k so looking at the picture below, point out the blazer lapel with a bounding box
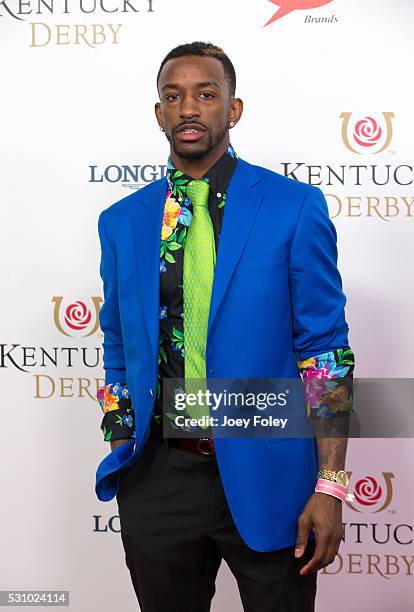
[208,158,263,335]
[131,178,167,360]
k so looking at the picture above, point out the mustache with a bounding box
[173,122,208,134]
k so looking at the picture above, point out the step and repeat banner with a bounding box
[1,0,413,610]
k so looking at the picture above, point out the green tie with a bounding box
[183,179,216,424]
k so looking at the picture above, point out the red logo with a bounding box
[64,301,92,331]
[353,117,383,149]
[340,112,395,154]
[264,0,334,26]
[354,476,382,506]
[52,296,102,337]
[346,473,395,513]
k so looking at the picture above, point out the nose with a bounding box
[179,94,201,119]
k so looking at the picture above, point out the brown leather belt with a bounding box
[150,425,215,457]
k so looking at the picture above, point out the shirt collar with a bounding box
[166,143,238,203]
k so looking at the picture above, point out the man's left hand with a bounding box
[295,492,343,576]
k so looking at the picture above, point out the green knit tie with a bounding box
[183,179,216,424]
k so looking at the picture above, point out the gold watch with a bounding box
[317,469,350,488]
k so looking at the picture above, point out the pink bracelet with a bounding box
[315,478,355,503]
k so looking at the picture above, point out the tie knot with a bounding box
[186,179,209,208]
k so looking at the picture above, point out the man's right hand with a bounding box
[110,439,132,452]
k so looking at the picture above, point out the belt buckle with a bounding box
[196,438,215,456]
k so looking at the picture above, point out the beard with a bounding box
[167,124,228,161]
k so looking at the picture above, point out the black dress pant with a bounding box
[116,433,317,612]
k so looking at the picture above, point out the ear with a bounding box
[228,97,243,129]
[155,102,163,129]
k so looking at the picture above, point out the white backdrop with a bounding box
[1,0,413,610]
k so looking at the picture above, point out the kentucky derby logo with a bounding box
[264,0,334,26]
[340,112,395,154]
[346,472,395,513]
[52,296,102,337]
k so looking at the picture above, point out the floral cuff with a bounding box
[298,348,355,419]
[97,383,135,442]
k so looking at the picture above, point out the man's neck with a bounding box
[170,139,229,179]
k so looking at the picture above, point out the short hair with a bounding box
[157,41,236,98]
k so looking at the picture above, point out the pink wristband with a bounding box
[315,478,355,503]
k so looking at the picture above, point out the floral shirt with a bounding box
[97,146,355,441]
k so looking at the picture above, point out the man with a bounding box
[95,42,355,611]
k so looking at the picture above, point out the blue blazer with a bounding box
[95,157,350,552]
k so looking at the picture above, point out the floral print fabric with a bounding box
[97,382,135,442]
[298,349,355,418]
[155,144,238,433]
